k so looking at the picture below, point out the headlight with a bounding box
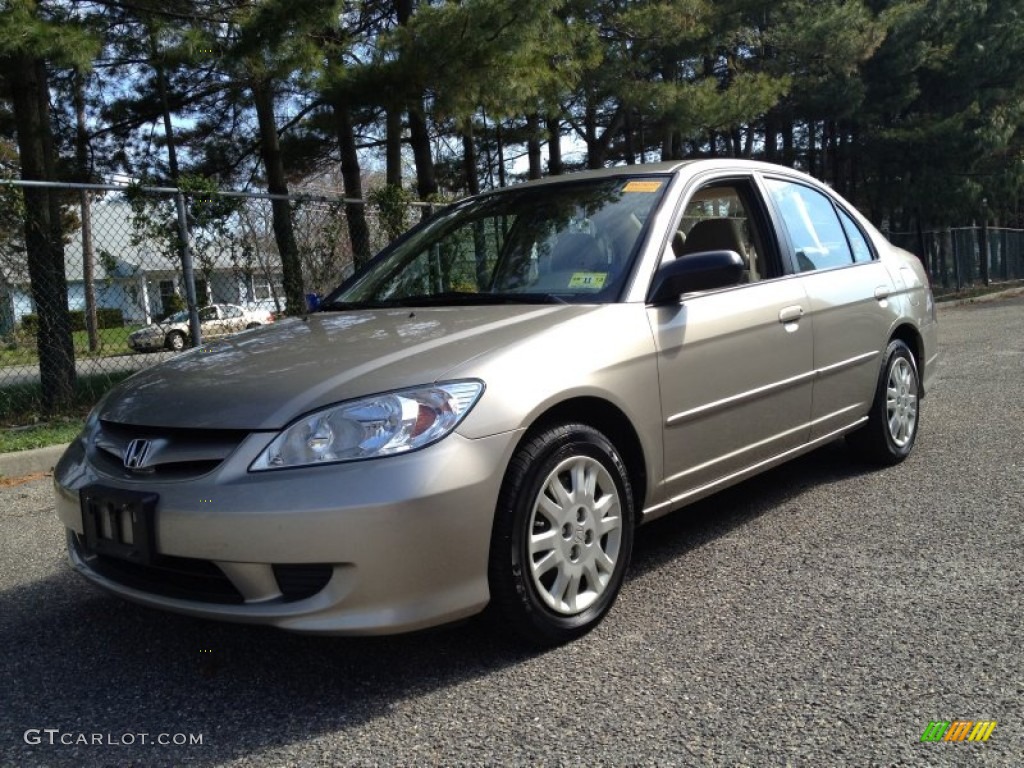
[250,380,484,470]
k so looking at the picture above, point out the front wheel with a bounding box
[488,423,635,646]
[847,339,920,465]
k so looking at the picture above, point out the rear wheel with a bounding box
[847,339,920,465]
[246,322,260,329]
[488,423,634,646]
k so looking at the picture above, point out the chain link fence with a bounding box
[0,179,430,422]
[3,178,1024,423]
[889,226,1024,294]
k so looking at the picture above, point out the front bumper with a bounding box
[54,428,521,634]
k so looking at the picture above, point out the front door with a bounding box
[650,177,815,507]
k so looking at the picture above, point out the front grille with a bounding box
[92,421,250,480]
[72,533,244,604]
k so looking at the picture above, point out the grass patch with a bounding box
[1,370,134,426]
[0,420,83,453]
[0,326,144,367]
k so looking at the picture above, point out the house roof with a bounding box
[63,199,263,282]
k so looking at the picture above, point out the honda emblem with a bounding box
[123,439,153,470]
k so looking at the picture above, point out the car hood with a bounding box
[99,305,596,429]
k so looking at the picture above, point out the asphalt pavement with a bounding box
[1,297,1021,767]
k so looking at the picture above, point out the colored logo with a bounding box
[920,720,996,742]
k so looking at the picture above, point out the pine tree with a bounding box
[0,0,98,413]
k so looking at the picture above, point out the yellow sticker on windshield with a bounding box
[623,180,663,193]
[568,272,608,289]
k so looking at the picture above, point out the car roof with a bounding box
[476,159,825,194]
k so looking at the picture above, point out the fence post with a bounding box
[174,191,202,347]
[79,189,100,352]
[980,201,990,286]
[1001,230,1009,281]
[946,227,960,292]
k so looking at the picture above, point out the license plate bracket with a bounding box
[81,485,158,565]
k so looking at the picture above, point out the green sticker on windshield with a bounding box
[568,272,607,289]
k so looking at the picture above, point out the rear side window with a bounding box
[837,208,874,263]
[765,179,854,271]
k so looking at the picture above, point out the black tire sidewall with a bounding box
[166,332,185,351]
[491,424,634,644]
[857,339,920,463]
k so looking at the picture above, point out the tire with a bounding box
[847,339,920,465]
[488,423,635,646]
[165,331,187,351]
[246,322,260,329]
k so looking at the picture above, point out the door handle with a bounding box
[778,305,804,323]
[874,286,890,300]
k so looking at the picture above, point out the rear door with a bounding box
[761,177,896,440]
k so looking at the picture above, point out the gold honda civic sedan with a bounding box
[54,160,938,646]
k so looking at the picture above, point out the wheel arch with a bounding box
[516,396,648,521]
[889,322,925,396]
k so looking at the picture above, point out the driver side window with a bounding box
[670,180,770,283]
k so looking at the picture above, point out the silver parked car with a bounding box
[128,303,274,352]
[55,160,938,646]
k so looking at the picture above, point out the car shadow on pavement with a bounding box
[629,440,878,579]
[1,560,533,766]
[1,441,877,767]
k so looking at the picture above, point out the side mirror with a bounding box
[648,250,745,304]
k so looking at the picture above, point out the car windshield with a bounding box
[325,176,669,308]
[163,311,189,323]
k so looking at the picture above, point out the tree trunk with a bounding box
[623,109,636,165]
[546,115,563,175]
[385,106,402,186]
[660,125,673,161]
[149,29,180,183]
[730,128,742,158]
[74,71,99,352]
[825,119,838,187]
[782,120,795,166]
[462,123,480,195]
[764,116,778,162]
[407,98,436,199]
[848,123,860,202]
[496,119,507,187]
[251,78,304,315]
[461,123,487,284]
[393,0,436,200]
[526,113,542,179]
[806,120,817,176]
[584,102,601,169]
[9,56,76,413]
[332,98,372,268]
